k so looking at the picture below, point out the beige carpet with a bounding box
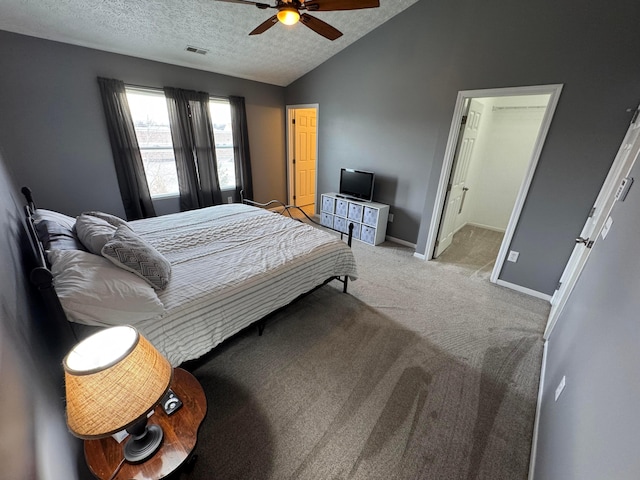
[434,225,505,280]
[187,238,549,480]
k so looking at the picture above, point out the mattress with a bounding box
[127,203,357,366]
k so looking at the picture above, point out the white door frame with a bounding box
[425,84,563,286]
[286,104,319,209]
[544,104,640,339]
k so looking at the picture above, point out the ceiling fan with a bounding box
[214,0,380,40]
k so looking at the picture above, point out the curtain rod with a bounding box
[124,83,228,101]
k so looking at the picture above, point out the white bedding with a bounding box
[123,204,357,366]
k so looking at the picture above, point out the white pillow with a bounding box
[34,208,76,230]
[75,214,117,255]
[48,249,165,326]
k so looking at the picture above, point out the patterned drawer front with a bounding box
[350,222,361,240]
[321,212,334,228]
[348,203,363,221]
[333,216,348,233]
[363,206,379,226]
[335,199,348,217]
[321,195,335,213]
[360,225,376,244]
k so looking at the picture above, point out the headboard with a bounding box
[21,187,79,345]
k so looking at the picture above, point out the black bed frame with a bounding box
[21,187,354,343]
[21,187,78,348]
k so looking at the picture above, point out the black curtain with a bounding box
[164,87,222,211]
[97,77,156,220]
[229,96,254,200]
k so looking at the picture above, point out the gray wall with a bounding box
[0,30,286,218]
[285,0,640,295]
[0,145,82,478]
[533,147,640,479]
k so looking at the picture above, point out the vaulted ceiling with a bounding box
[0,0,420,86]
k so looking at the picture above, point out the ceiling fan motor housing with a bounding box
[221,0,381,40]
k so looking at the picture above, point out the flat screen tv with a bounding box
[339,168,375,202]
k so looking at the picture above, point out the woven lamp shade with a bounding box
[63,326,172,439]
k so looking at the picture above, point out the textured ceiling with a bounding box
[0,0,420,86]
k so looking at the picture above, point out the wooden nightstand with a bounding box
[84,368,207,480]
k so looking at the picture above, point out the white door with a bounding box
[434,99,483,257]
[545,105,640,338]
[293,108,317,208]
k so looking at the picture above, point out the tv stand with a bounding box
[320,193,389,245]
[335,193,368,202]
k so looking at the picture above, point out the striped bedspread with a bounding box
[128,204,357,366]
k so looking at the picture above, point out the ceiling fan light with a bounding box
[277,7,300,25]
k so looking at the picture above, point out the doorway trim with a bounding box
[425,84,563,287]
[286,103,319,210]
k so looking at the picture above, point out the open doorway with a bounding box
[426,85,562,288]
[286,104,318,217]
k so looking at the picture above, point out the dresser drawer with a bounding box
[360,225,376,244]
[321,195,335,213]
[333,216,348,233]
[321,212,334,228]
[350,222,361,240]
[348,202,364,222]
[363,206,379,226]
[335,199,348,217]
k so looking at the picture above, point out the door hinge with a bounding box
[446,183,452,192]
[292,118,296,124]
[461,115,468,125]
[588,206,596,218]
[293,158,296,164]
[293,195,296,200]
[435,240,440,247]
[556,281,562,291]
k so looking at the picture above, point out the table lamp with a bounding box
[63,325,172,463]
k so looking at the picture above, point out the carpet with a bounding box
[434,224,505,280]
[188,240,549,480]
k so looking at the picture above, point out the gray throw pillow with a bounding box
[76,214,117,255]
[82,211,129,228]
[101,225,171,290]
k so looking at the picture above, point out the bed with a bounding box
[23,188,357,366]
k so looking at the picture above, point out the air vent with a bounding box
[185,45,209,55]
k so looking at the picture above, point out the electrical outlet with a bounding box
[388,213,394,223]
[507,250,519,262]
[227,196,233,204]
[555,376,566,401]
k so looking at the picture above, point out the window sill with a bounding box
[151,193,180,200]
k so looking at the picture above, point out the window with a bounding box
[209,98,236,190]
[126,88,179,197]
[126,88,237,197]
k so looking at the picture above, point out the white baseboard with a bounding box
[495,279,552,302]
[528,339,548,480]
[467,222,506,233]
[385,235,417,249]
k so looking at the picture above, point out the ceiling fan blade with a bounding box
[213,0,272,9]
[300,13,343,40]
[249,15,279,35]
[303,0,379,11]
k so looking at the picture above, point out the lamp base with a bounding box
[123,424,164,463]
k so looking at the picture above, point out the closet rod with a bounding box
[491,105,547,111]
